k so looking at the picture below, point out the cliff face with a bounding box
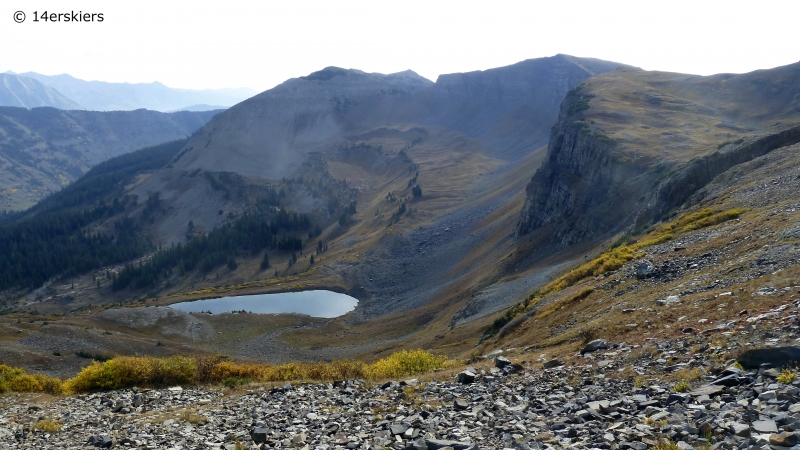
[516,61,800,248]
[515,88,646,246]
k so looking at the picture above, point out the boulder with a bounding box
[456,370,476,384]
[636,262,656,279]
[543,359,564,369]
[494,355,512,369]
[657,295,681,306]
[770,432,800,447]
[453,398,469,411]
[737,346,800,369]
[581,339,610,354]
[250,427,268,443]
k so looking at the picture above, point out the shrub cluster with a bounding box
[0,350,451,395]
[0,365,64,395]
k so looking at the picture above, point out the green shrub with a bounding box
[222,377,253,388]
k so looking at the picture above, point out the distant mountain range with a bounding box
[1,71,256,112]
[0,74,83,110]
[0,107,220,210]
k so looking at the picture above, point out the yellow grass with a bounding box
[0,350,452,395]
[34,419,62,432]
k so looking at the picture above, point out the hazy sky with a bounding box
[2,0,799,93]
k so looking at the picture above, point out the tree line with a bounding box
[111,211,309,291]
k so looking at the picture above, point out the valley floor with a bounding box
[2,296,800,450]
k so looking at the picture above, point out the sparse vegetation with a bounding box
[778,367,797,384]
[717,137,745,150]
[653,438,680,450]
[673,380,690,392]
[484,208,746,337]
[0,350,451,394]
[34,419,63,432]
[536,208,744,297]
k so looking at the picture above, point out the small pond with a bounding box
[169,290,358,318]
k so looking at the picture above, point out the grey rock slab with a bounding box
[391,423,410,435]
[688,384,725,396]
[425,438,476,450]
[731,422,750,437]
[752,419,779,433]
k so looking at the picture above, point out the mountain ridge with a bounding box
[14,72,256,112]
[0,108,220,210]
[0,73,83,110]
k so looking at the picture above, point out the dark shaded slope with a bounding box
[0,107,219,210]
[420,54,634,159]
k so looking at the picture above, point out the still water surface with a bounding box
[169,290,357,318]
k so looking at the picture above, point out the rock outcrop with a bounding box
[516,86,648,245]
[516,61,800,248]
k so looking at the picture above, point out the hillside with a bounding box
[0,108,219,210]
[0,55,627,350]
[94,55,628,317]
[0,74,83,110]
[3,56,800,386]
[17,72,256,112]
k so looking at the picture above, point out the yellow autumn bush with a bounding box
[0,349,451,395]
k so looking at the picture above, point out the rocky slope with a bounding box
[0,108,219,210]
[3,304,800,450]
[517,62,800,248]
[0,74,82,110]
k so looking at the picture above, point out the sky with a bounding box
[2,0,799,93]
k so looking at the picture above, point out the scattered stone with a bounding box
[7,325,800,450]
[87,435,114,448]
[453,398,469,411]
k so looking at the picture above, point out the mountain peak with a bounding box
[301,67,352,81]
